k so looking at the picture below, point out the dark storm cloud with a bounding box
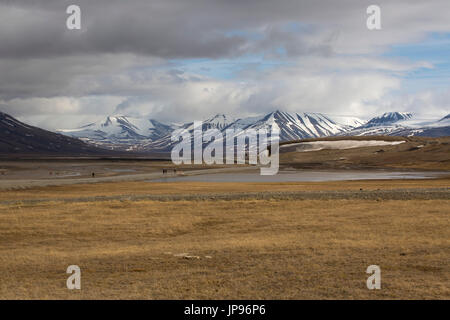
[3,0,450,60]
[0,0,343,100]
[0,0,350,59]
[0,0,449,127]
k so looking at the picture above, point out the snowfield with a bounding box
[281,140,405,152]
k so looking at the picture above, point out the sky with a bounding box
[0,0,449,130]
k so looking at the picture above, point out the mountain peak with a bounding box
[381,111,412,119]
[364,112,413,128]
[271,110,288,116]
[206,113,228,121]
[203,113,234,130]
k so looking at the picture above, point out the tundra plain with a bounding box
[0,136,449,299]
[0,179,449,299]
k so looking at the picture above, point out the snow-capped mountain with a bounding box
[226,111,355,141]
[57,110,449,152]
[137,114,237,151]
[57,115,177,145]
[437,114,450,126]
[5,108,448,155]
[344,112,450,137]
[58,111,365,151]
[362,112,413,128]
[203,114,235,130]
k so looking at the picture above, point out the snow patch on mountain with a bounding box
[281,140,406,152]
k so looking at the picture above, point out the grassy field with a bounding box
[1,178,450,201]
[0,179,449,299]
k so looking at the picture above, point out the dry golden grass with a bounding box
[0,180,449,299]
[1,178,449,202]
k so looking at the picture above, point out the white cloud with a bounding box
[0,0,449,128]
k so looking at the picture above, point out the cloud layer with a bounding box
[0,0,449,129]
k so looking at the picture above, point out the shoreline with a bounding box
[0,166,449,190]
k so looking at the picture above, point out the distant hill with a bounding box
[0,111,112,155]
[360,112,413,128]
[344,111,450,137]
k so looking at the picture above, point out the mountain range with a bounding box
[57,110,450,152]
[0,111,110,155]
[1,110,448,155]
[345,112,450,137]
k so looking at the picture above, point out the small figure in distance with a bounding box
[92,172,95,178]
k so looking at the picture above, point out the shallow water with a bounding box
[281,140,405,152]
[152,170,447,183]
[109,168,137,173]
[53,172,82,178]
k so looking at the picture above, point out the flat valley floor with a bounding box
[0,178,449,299]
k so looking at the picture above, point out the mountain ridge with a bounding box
[58,110,368,151]
[56,110,450,151]
[2,110,449,154]
[360,112,413,128]
[0,111,112,155]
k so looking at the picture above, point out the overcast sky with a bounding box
[0,0,449,129]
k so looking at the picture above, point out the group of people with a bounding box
[162,168,177,174]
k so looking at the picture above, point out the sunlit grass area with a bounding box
[0,179,448,299]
